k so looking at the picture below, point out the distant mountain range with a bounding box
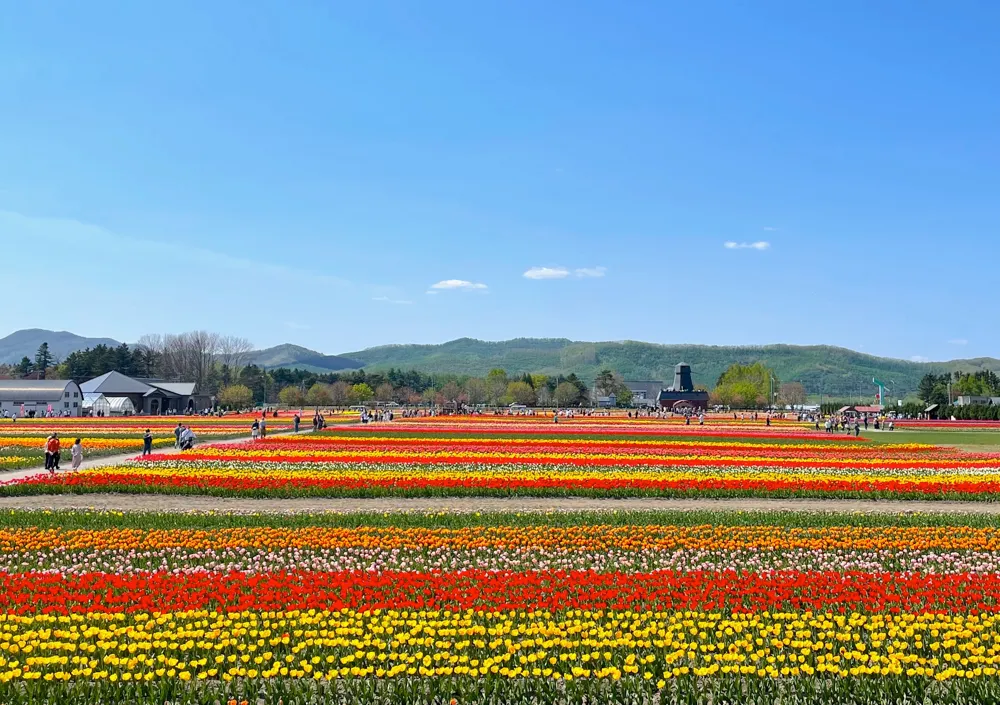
[243,344,362,374]
[3,329,999,398]
[342,338,1000,398]
[0,329,121,365]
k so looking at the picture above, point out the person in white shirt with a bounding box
[70,439,84,470]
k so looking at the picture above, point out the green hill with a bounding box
[244,344,362,374]
[0,329,121,365]
[343,338,1000,398]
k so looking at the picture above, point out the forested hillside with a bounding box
[344,338,1000,397]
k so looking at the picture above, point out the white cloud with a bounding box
[910,355,931,363]
[429,279,488,291]
[523,266,607,280]
[948,338,969,345]
[762,226,778,232]
[724,241,771,250]
[523,267,569,280]
[373,296,413,305]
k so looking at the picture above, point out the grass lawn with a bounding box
[863,428,1000,452]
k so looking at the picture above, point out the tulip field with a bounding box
[0,508,1000,703]
[1,416,999,702]
[0,414,320,470]
[5,415,1000,500]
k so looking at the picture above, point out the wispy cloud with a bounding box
[373,296,413,305]
[428,279,488,292]
[0,210,352,288]
[523,266,607,280]
[523,267,569,280]
[910,355,931,363]
[724,241,771,250]
[948,338,969,345]
[762,226,778,232]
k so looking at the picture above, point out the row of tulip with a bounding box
[8,459,1000,499]
[0,508,997,703]
[0,512,1000,705]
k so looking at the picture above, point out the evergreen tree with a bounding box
[34,343,52,379]
[15,356,32,378]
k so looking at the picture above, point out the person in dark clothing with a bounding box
[293,414,300,433]
[142,429,153,456]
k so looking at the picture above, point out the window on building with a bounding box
[73,392,79,398]
[64,402,70,408]
[72,402,78,408]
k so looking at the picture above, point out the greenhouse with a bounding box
[106,396,136,416]
[82,393,112,417]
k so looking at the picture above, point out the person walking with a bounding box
[251,419,260,441]
[259,417,267,439]
[43,434,54,471]
[46,433,61,473]
[174,422,183,448]
[142,429,153,456]
[293,414,300,433]
[71,438,84,469]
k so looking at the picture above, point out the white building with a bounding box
[106,396,137,416]
[82,393,112,417]
[0,379,84,417]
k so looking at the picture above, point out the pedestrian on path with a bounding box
[174,422,183,448]
[251,419,260,440]
[142,429,153,456]
[259,417,267,439]
[71,438,84,469]
[293,414,300,433]
[46,433,61,473]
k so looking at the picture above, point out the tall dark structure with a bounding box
[658,363,710,411]
[670,363,695,392]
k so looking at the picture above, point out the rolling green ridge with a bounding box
[342,338,1000,397]
[5,329,998,398]
[243,343,362,373]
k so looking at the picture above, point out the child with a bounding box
[71,438,84,470]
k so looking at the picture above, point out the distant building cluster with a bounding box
[0,371,210,417]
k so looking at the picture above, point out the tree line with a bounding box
[2,333,816,412]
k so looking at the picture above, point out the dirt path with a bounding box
[1,495,999,514]
[0,429,311,484]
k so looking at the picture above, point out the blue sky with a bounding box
[1,1,997,361]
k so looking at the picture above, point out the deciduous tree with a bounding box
[305,383,332,407]
[278,386,306,407]
[554,381,580,407]
[506,381,537,406]
[218,384,253,410]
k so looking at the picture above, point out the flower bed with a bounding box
[5,419,999,499]
[0,509,999,703]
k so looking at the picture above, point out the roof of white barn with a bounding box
[81,371,154,396]
[0,380,79,402]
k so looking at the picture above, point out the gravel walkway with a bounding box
[0,495,998,514]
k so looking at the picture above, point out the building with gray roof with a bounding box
[0,379,83,417]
